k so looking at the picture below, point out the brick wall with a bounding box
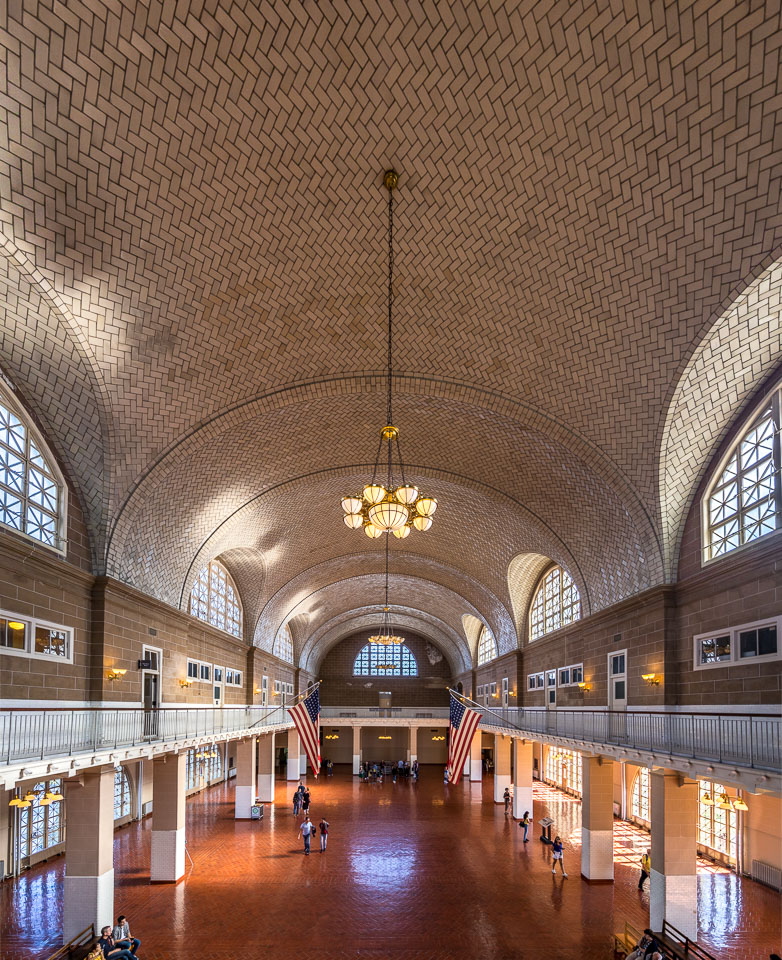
[318,630,452,707]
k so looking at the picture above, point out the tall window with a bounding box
[113,768,131,820]
[631,767,650,823]
[19,779,63,859]
[206,747,223,782]
[529,565,581,641]
[477,626,497,665]
[353,643,418,677]
[189,560,242,638]
[0,386,65,550]
[698,780,737,860]
[544,749,581,795]
[186,749,198,790]
[705,386,781,560]
[274,625,294,663]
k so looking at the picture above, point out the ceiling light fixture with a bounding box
[367,537,405,645]
[341,170,437,538]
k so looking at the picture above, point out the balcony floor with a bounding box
[1,769,779,960]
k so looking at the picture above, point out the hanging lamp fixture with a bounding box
[367,536,405,645]
[341,170,437,538]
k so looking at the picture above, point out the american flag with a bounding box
[447,692,482,785]
[288,687,321,777]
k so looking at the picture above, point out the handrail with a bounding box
[44,923,95,960]
[661,921,716,960]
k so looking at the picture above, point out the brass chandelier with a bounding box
[368,536,404,645]
[341,170,437,539]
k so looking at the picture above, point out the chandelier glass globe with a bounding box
[343,513,363,529]
[368,496,409,531]
[364,522,384,539]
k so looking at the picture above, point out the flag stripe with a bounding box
[447,692,482,786]
[288,689,321,777]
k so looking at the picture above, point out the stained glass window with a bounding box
[0,388,64,550]
[631,767,650,823]
[19,779,63,860]
[706,388,781,560]
[274,625,294,663]
[189,560,242,638]
[113,768,131,820]
[477,626,498,665]
[353,643,418,676]
[529,565,581,641]
[698,780,737,861]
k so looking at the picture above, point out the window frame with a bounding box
[186,659,199,680]
[0,608,73,663]
[557,663,584,687]
[693,616,781,671]
[702,384,782,565]
[18,777,64,860]
[528,563,582,642]
[476,625,498,666]
[630,767,650,824]
[188,559,243,639]
[353,643,419,677]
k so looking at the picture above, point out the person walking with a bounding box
[639,848,651,890]
[551,835,568,877]
[298,815,314,856]
[503,787,511,815]
[292,790,300,816]
[443,766,449,784]
[519,810,531,841]
[302,788,311,815]
[319,817,329,852]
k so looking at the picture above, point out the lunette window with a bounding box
[704,384,781,561]
[477,626,498,665]
[274,625,294,663]
[0,609,72,662]
[189,559,242,638]
[353,643,418,677]
[0,386,66,551]
[529,565,581,641]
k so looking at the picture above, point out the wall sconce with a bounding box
[700,791,714,806]
[378,735,392,740]
[432,735,445,741]
[325,734,340,740]
[716,792,734,811]
[9,791,36,808]
[106,669,127,681]
[733,795,748,811]
[179,678,193,688]
[577,682,590,691]
[641,673,660,685]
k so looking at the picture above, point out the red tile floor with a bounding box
[1,768,780,960]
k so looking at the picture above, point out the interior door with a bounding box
[608,650,628,740]
[143,673,159,736]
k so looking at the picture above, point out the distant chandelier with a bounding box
[341,170,437,539]
[368,536,405,645]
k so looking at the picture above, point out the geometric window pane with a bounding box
[0,489,23,530]
[477,626,497,665]
[353,643,418,677]
[529,565,581,641]
[114,768,131,820]
[188,559,242,639]
[631,767,650,822]
[274,625,294,663]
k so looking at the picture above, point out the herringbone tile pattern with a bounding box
[2,771,779,960]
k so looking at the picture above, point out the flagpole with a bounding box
[445,686,516,729]
[249,679,322,729]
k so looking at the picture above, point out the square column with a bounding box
[256,732,276,803]
[650,770,698,940]
[469,730,482,782]
[512,740,533,820]
[300,751,307,775]
[235,737,257,818]
[494,735,511,803]
[63,766,115,941]
[408,725,417,766]
[580,755,614,881]
[287,729,301,781]
[151,752,187,882]
[352,726,362,775]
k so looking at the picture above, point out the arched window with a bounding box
[274,624,294,663]
[529,565,581,641]
[19,779,63,859]
[477,626,497,665]
[353,643,418,677]
[0,385,65,550]
[113,768,131,820]
[698,780,737,860]
[704,385,781,560]
[189,559,242,638]
[631,767,650,823]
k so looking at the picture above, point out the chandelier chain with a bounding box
[387,180,394,427]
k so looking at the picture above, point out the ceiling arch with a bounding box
[507,553,557,642]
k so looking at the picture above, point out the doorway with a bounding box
[608,649,628,740]
[213,666,224,707]
[142,644,162,737]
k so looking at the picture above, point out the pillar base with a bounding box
[580,828,614,881]
[235,784,255,819]
[151,828,185,882]
[256,773,274,803]
[63,869,114,941]
[513,785,533,820]
[287,759,300,781]
[650,868,697,940]
[300,754,307,775]
[352,753,361,775]
[494,773,511,803]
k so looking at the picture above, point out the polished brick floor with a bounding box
[2,768,780,960]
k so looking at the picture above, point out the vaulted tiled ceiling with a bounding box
[2,1,782,661]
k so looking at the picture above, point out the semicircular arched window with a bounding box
[477,625,498,665]
[189,559,242,638]
[529,565,581,641]
[274,625,294,664]
[704,384,781,561]
[0,384,66,551]
[353,643,418,677]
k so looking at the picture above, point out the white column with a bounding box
[287,729,301,781]
[234,737,257,818]
[151,752,187,882]
[494,734,511,803]
[352,726,362,775]
[63,766,115,941]
[512,740,533,820]
[469,729,482,782]
[300,751,307,775]
[650,770,698,940]
[256,732,275,803]
[580,754,614,881]
[408,725,417,767]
